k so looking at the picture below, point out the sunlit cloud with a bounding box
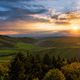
[0,31,19,35]
[0,0,80,37]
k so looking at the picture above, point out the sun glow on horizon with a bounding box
[0,16,80,36]
[69,24,80,36]
[72,26,79,31]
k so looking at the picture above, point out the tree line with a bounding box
[0,52,80,80]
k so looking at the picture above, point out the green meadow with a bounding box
[0,36,80,62]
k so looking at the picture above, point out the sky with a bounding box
[0,0,80,37]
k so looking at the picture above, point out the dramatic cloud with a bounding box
[0,0,80,36]
[0,1,47,21]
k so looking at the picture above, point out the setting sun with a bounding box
[69,25,80,36]
[72,26,79,31]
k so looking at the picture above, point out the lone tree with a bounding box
[43,69,65,80]
[8,52,26,80]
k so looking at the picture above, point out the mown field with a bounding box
[0,35,80,63]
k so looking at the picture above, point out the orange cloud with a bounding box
[0,31,19,35]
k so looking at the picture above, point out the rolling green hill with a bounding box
[0,35,80,62]
[0,35,39,62]
[0,35,37,49]
[34,37,80,59]
[36,37,80,48]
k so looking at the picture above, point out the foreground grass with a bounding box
[0,47,80,63]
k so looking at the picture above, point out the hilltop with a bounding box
[0,35,37,49]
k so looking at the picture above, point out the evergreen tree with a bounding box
[25,54,42,80]
[43,54,51,65]
[8,52,26,80]
[41,54,52,79]
[52,56,57,68]
[22,52,32,80]
[56,56,66,69]
[31,54,42,79]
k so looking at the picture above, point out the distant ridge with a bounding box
[0,35,37,49]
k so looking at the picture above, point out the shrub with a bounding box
[62,62,80,80]
[43,69,65,80]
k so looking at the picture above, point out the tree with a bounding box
[62,62,80,80]
[52,56,57,68]
[8,52,26,80]
[43,69,65,80]
[0,63,8,80]
[41,54,52,78]
[55,56,66,69]
[67,57,79,64]
[43,54,51,66]
[24,53,43,80]
[33,77,39,80]
[31,54,42,79]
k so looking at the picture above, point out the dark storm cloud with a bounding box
[0,0,32,2]
[0,0,48,22]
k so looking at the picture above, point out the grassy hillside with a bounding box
[0,35,39,62]
[0,35,37,49]
[36,37,80,47]
[0,36,80,62]
[34,37,80,59]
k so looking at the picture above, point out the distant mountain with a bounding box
[10,30,80,39]
[0,34,80,49]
